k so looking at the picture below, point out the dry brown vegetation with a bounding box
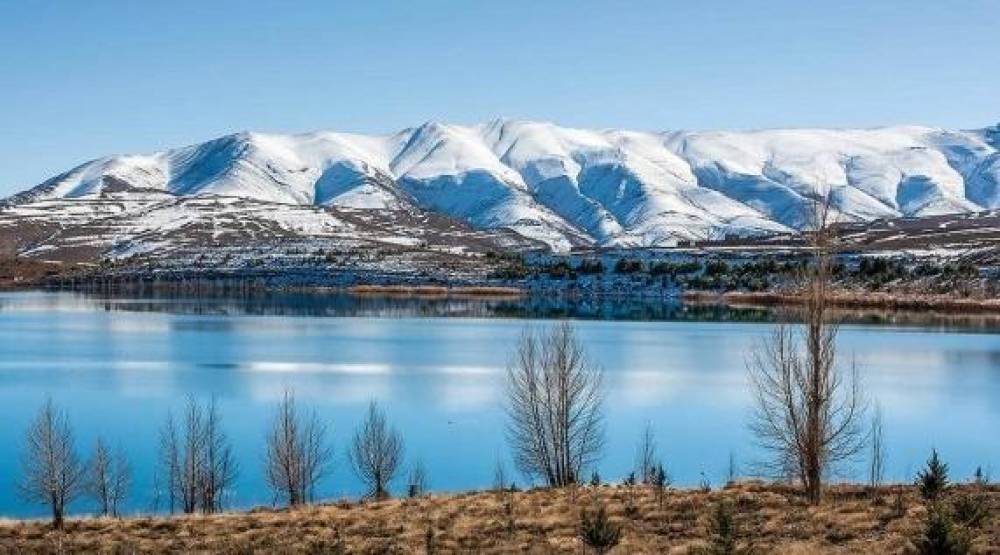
[347,285,525,297]
[0,257,79,289]
[684,289,1000,314]
[1,483,999,554]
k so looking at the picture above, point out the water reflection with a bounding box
[6,289,1000,330]
[0,291,997,518]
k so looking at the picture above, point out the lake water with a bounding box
[1,290,999,518]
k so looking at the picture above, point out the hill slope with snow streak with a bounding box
[8,120,1000,251]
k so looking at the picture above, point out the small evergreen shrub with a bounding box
[577,258,605,274]
[703,259,730,276]
[972,466,989,487]
[916,505,970,555]
[546,260,574,279]
[614,258,644,274]
[918,449,950,501]
[704,501,737,555]
[579,505,622,555]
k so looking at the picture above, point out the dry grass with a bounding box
[685,289,1000,314]
[1,483,999,554]
[347,284,525,298]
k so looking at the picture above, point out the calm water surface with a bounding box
[1,290,999,517]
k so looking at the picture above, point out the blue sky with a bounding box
[1,0,997,195]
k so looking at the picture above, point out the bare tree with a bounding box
[349,400,405,500]
[407,459,428,498]
[869,403,886,493]
[158,410,181,513]
[158,397,238,514]
[179,397,204,513]
[635,422,658,485]
[747,195,867,504]
[19,398,85,528]
[493,455,510,492]
[727,451,739,485]
[200,398,238,513]
[264,389,332,506]
[505,322,605,487]
[87,437,131,517]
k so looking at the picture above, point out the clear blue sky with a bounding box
[1,0,997,195]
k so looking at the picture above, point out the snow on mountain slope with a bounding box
[388,122,590,251]
[7,120,999,252]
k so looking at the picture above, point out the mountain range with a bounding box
[4,120,1000,255]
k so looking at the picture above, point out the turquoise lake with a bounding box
[1,290,999,517]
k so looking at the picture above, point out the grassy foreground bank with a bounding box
[1,483,997,554]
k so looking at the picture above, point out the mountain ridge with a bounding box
[6,119,1000,251]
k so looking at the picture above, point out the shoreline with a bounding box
[0,482,995,553]
[8,281,1000,322]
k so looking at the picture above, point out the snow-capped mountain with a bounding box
[7,120,1000,252]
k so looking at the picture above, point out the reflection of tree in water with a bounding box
[52,291,777,322]
[28,290,1000,330]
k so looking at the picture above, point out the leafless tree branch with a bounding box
[505,322,605,487]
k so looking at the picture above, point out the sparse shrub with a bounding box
[649,260,703,277]
[918,449,949,501]
[916,504,970,555]
[635,424,659,485]
[951,493,991,529]
[407,460,427,498]
[648,261,672,276]
[703,259,729,276]
[577,258,605,275]
[651,464,670,506]
[726,452,739,485]
[890,490,907,520]
[546,260,574,279]
[698,471,711,493]
[614,257,643,274]
[492,456,509,493]
[490,257,530,280]
[579,505,622,554]
[502,493,516,539]
[702,501,739,555]
[622,472,639,517]
[424,524,436,554]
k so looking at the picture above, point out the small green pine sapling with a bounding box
[580,505,622,555]
[706,501,738,555]
[916,504,970,555]
[972,466,989,487]
[917,449,949,502]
